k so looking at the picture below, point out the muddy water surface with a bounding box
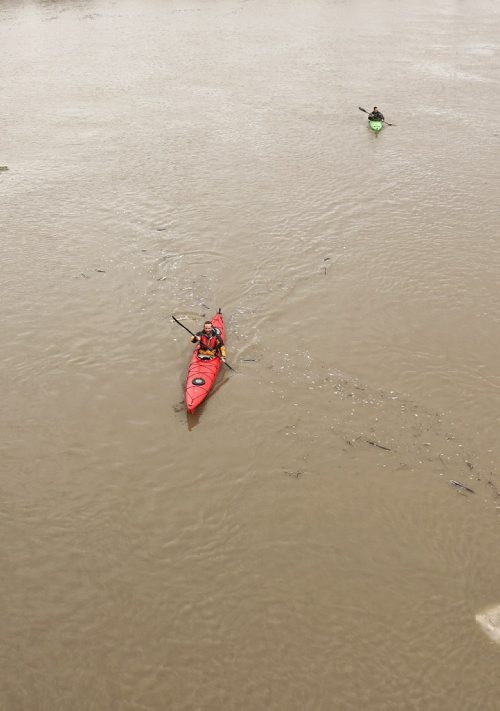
[1,0,500,709]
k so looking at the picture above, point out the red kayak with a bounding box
[185,310,225,413]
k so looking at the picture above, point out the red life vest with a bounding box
[195,328,223,358]
[199,331,219,352]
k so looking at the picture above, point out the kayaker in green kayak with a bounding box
[191,320,227,362]
[368,106,384,122]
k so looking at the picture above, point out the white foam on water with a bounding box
[476,605,500,645]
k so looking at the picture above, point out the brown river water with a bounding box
[2,0,500,708]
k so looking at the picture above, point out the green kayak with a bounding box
[369,119,383,132]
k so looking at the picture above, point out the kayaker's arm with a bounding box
[217,337,227,360]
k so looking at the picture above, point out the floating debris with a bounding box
[476,605,500,645]
[284,469,302,479]
[0,166,9,172]
[95,269,106,273]
[449,480,475,494]
[487,480,500,498]
[367,440,392,451]
[80,273,90,279]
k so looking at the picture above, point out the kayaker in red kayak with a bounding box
[191,321,226,363]
[368,106,385,121]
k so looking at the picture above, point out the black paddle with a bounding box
[358,106,395,126]
[171,315,235,371]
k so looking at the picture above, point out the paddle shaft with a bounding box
[172,315,197,338]
[171,315,235,371]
